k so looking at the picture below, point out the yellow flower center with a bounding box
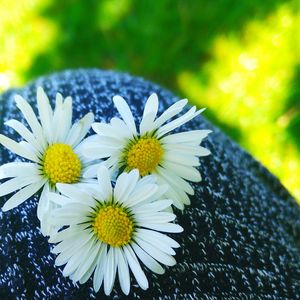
[93,205,134,247]
[43,143,81,185]
[126,137,163,176]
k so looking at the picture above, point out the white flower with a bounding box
[0,87,95,235]
[48,166,182,295]
[84,93,211,209]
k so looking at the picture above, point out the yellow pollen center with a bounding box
[93,206,134,247]
[43,143,81,185]
[126,137,163,176]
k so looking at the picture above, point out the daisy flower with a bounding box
[48,166,182,295]
[0,87,95,235]
[84,94,211,209]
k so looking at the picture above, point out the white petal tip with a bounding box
[37,86,46,97]
[141,283,149,290]
[14,94,24,104]
[177,225,184,232]
[148,93,158,101]
[86,112,95,121]
[181,98,188,103]
[4,120,12,126]
[1,205,9,212]
[112,95,125,102]
[104,288,113,296]
[198,107,206,114]
[157,269,165,275]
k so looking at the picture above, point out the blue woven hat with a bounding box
[0,69,299,299]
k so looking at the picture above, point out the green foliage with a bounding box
[0,0,299,201]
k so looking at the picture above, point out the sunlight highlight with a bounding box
[178,2,300,201]
[0,0,57,92]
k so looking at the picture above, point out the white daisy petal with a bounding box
[114,169,139,204]
[79,256,98,284]
[162,161,201,182]
[0,134,39,162]
[135,212,176,224]
[5,120,42,152]
[59,96,73,141]
[51,213,90,227]
[139,222,183,233]
[139,113,155,136]
[49,226,79,243]
[135,237,176,266]
[164,143,210,157]
[2,179,46,211]
[155,172,191,207]
[64,240,95,278]
[156,166,194,195]
[139,228,180,248]
[37,87,53,141]
[52,93,66,143]
[132,182,168,205]
[19,141,40,158]
[53,203,91,219]
[72,240,101,282]
[157,107,205,138]
[162,129,212,144]
[51,228,87,254]
[132,242,164,275]
[142,93,159,121]
[140,93,158,134]
[0,175,40,197]
[63,237,95,277]
[116,249,130,295]
[164,151,200,167]
[14,94,47,148]
[152,99,188,129]
[93,244,107,292]
[165,183,189,208]
[132,174,157,189]
[56,184,94,206]
[104,247,117,295]
[55,231,92,266]
[125,183,158,207]
[36,183,50,223]
[73,113,94,147]
[113,95,137,135]
[132,199,173,214]
[92,122,126,140]
[123,245,149,290]
[83,145,120,159]
[138,230,176,255]
[110,118,133,139]
[66,112,94,147]
[97,166,112,199]
[0,162,38,180]
[82,162,102,178]
[83,134,120,148]
[47,192,73,206]
[65,122,81,147]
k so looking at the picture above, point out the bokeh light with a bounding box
[0,0,299,202]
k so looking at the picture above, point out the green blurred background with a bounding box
[1,0,300,202]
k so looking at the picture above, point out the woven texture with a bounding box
[0,69,299,300]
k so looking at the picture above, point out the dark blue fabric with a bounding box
[0,69,299,299]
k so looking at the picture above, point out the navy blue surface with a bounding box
[0,69,299,299]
